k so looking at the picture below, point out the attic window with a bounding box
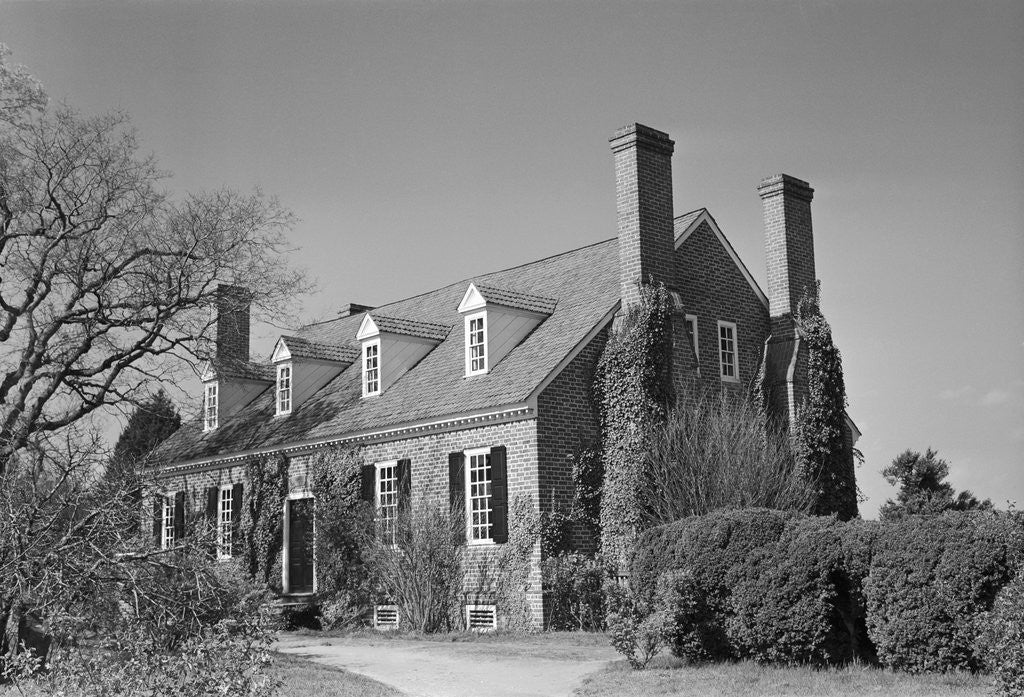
[363,340,380,397]
[466,313,487,376]
[203,382,218,431]
[276,364,292,415]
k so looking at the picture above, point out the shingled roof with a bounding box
[363,315,451,342]
[471,284,557,315]
[156,238,621,465]
[210,358,275,382]
[278,336,358,363]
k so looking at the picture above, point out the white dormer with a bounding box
[356,313,449,397]
[199,359,274,432]
[271,336,357,414]
[457,283,556,377]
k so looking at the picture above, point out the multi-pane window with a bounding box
[376,462,399,545]
[161,495,175,549]
[718,321,738,381]
[467,314,487,375]
[277,364,292,415]
[363,341,380,396]
[465,449,492,542]
[204,382,218,431]
[684,314,699,371]
[217,487,234,559]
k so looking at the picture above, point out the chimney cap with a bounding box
[338,303,374,317]
[757,174,814,202]
[609,123,675,155]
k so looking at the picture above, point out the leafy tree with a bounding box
[793,284,858,520]
[879,448,991,520]
[105,390,181,482]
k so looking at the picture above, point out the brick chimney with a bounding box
[215,284,251,364]
[758,174,816,337]
[610,123,676,308]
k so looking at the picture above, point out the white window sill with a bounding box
[466,539,496,547]
[720,375,740,383]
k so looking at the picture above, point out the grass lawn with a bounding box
[574,656,991,697]
[276,651,401,697]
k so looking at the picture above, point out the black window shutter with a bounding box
[204,487,219,557]
[152,496,162,545]
[205,487,218,520]
[231,482,244,556]
[360,464,376,505]
[173,491,186,543]
[490,446,508,544]
[397,458,412,502]
[448,452,465,544]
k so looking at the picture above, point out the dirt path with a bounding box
[275,633,618,697]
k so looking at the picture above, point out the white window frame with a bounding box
[465,311,488,376]
[203,381,218,431]
[161,494,175,550]
[684,314,699,375]
[362,339,381,397]
[466,604,497,631]
[464,447,494,545]
[276,363,292,416]
[717,320,739,382]
[375,460,399,546]
[217,485,233,560]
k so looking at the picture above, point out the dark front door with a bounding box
[287,497,314,594]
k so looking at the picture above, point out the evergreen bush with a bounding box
[977,573,1024,696]
[541,552,605,631]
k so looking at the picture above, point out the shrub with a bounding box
[541,552,605,631]
[656,569,723,662]
[977,573,1024,696]
[863,511,1023,673]
[605,582,665,669]
[362,499,464,633]
[726,517,852,666]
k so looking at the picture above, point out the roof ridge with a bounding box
[299,237,617,332]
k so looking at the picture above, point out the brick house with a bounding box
[152,123,859,629]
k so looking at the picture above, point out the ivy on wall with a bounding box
[596,282,673,567]
[243,452,289,590]
[794,283,858,521]
[493,493,540,631]
[310,445,374,627]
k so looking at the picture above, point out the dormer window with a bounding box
[204,381,218,431]
[457,282,556,378]
[466,313,487,375]
[363,340,380,397]
[276,364,292,415]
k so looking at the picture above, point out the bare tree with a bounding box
[643,389,815,526]
[0,44,308,476]
[0,46,304,692]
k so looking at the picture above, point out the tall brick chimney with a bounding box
[610,123,676,308]
[758,174,816,337]
[215,284,251,365]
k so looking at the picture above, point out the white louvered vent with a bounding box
[466,604,497,631]
[374,605,399,630]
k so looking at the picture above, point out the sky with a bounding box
[1,0,1021,518]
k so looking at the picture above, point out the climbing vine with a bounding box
[595,282,673,566]
[794,283,858,520]
[493,493,541,631]
[310,445,374,629]
[243,452,289,589]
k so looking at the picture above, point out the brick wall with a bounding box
[158,418,545,628]
[536,326,609,555]
[675,220,771,398]
[215,284,252,364]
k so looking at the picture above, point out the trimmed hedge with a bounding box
[863,512,1022,673]
[630,508,1024,671]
